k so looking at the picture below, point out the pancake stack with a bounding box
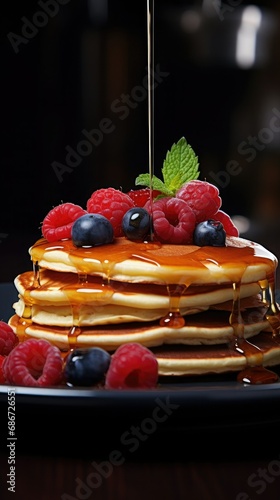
[8,234,280,379]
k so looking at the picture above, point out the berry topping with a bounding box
[193,219,226,247]
[105,342,158,389]
[87,187,135,237]
[126,188,162,207]
[3,339,64,387]
[64,347,111,387]
[71,213,114,247]
[176,180,222,223]
[0,355,6,384]
[0,321,19,356]
[42,202,87,242]
[212,210,239,237]
[145,197,196,244]
[122,207,152,241]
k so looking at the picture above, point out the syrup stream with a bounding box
[147,0,154,239]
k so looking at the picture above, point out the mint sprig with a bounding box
[135,137,200,196]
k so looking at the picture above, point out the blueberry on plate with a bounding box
[122,207,151,241]
[71,213,114,247]
[64,347,111,386]
[193,219,226,247]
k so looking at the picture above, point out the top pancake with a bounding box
[29,235,277,286]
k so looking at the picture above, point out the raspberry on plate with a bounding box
[3,339,64,387]
[86,187,135,237]
[105,342,158,389]
[42,202,87,242]
[0,321,19,356]
[145,197,196,244]
[0,355,6,384]
[176,180,222,223]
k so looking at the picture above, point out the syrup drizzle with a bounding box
[229,280,278,384]
[265,272,280,343]
[147,0,154,239]
[160,284,187,328]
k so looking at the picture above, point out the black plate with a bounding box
[1,371,280,459]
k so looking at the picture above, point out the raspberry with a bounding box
[0,321,19,356]
[126,188,162,207]
[87,188,135,237]
[145,197,196,244]
[105,342,158,389]
[176,180,222,223]
[3,339,63,387]
[213,210,239,237]
[0,355,6,384]
[42,202,87,242]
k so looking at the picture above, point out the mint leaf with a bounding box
[162,137,199,194]
[135,174,173,196]
[135,137,199,196]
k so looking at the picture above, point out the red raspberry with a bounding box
[213,210,239,237]
[42,202,87,242]
[176,180,222,223]
[87,188,134,237]
[0,321,19,356]
[105,343,158,389]
[0,355,6,384]
[3,339,63,387]
[145,197,196,244]
[126,188,162,207]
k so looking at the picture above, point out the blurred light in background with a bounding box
[231,215,251,234]
[181,9,201,33]
[236,5,262,68]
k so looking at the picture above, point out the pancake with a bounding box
[152,332,280,376]
[8,233,280,379]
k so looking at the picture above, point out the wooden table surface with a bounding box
[1,448,280,500]
[1,403,280,500]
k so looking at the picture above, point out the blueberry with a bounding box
[193,219,226,246]
[64,347,111,386]
[71,213,114,247]
[122,207,151,241]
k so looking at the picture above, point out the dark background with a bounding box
[1,0,280,281]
